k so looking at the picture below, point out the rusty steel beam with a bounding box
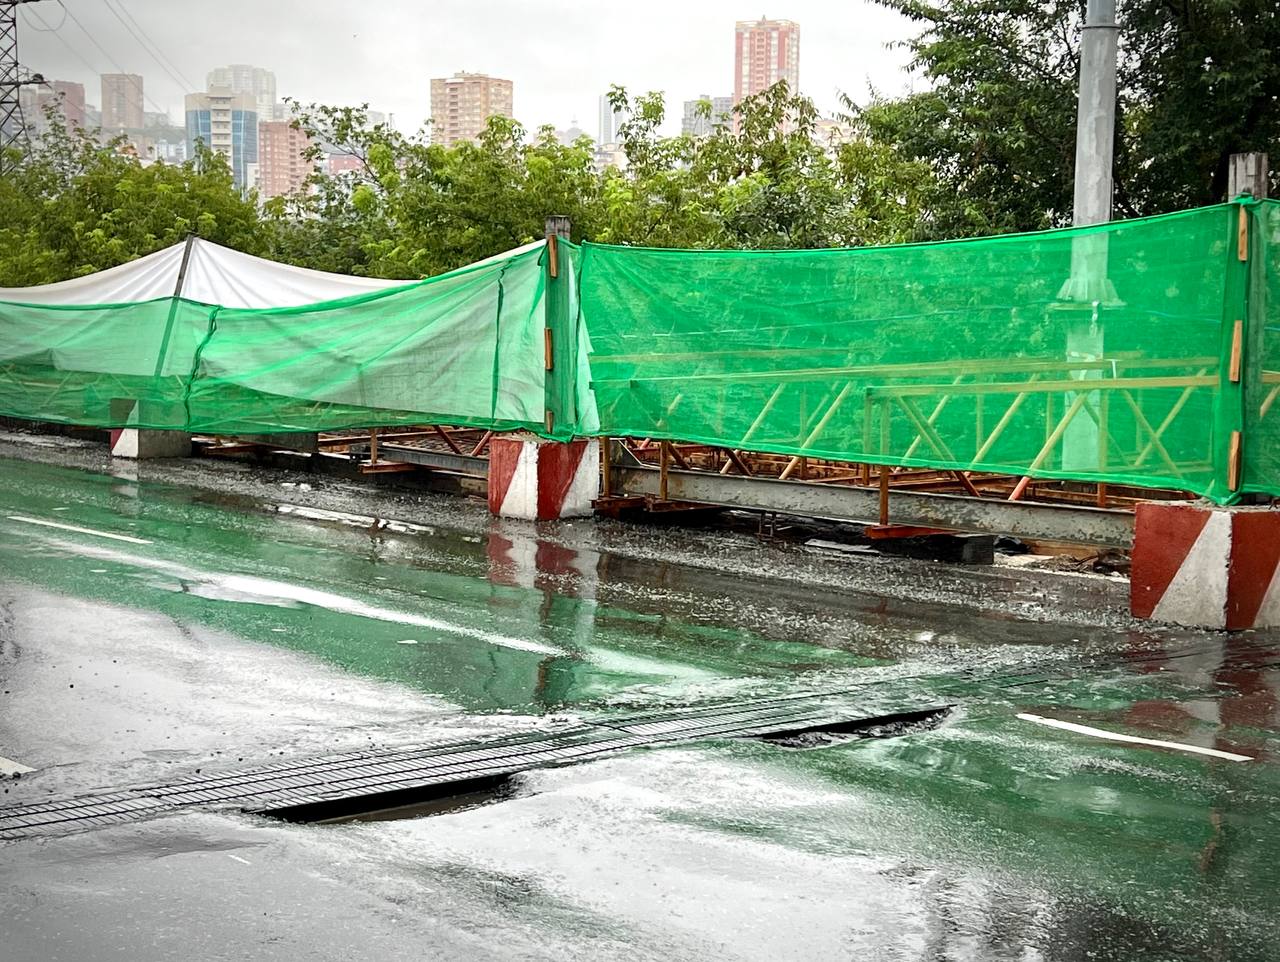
[611,463,1135,547]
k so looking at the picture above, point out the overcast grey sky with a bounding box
[18,0,918,135]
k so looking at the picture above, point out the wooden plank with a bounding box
[359,461,416,474]
[1229,320,1244,382]
[868,375,1217,398]
[1229,430,1242,491]
[1007,393,1088,502]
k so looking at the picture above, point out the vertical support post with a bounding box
[1228,152,1269,200]
[1223,153,1269,502]
[1071,0,1118,230]
[878,467,890,526]
[543,215,574,439]
[1060,0,1120,472]
[600,437,613,498]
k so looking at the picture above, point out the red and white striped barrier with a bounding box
[488,436,599,521]
[1131,501,1280,630]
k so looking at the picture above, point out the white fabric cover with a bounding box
[0,239,410,309]
[0,244,190,305]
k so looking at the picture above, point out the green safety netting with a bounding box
[0,243,554,437]
[1243,199,1280,498]
[0,202,1276,504]
[578,203,1251,503]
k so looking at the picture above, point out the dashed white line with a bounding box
[1017,713,1254,762]
[7,515,153,545]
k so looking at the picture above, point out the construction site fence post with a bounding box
[543,214,574,438]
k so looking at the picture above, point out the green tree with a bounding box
[857,0,1280,235]
[267,104,604,278]
[0,116,262,286]
[603,82,940,248]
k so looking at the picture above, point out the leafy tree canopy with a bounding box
[2,1,1276,286]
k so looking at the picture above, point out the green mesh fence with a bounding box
[0,244,554,437]
[1243,199,1280,497]
[579,204,1247,503]
[1,203,1276,504]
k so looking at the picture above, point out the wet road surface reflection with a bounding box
[1,454,1279,961]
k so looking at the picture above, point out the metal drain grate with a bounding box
[0,694,952,839]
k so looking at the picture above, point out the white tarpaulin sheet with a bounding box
[0,239,409,308]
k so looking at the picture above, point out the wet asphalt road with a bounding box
[1,436,1279,961]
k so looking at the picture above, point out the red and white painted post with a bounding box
[488,435,600,520]
[1131,502,1280,630]
[488,216,600,521]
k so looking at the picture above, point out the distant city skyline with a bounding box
[15,1,914,136]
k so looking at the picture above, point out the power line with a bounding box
[23,1,104,80]
[100,0,196,94]
[19,0,63,31]
[56,0,169,116]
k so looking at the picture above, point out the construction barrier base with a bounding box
[488,436,599,521]
[1131,501,1280,630]
[109,428,192,460]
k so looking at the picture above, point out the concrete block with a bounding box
[1131,501,1280,630]
[109,428,192,459]
[488,435,599,520]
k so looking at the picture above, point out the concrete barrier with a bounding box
[1131,501,1280,629]
[488,435,598,520]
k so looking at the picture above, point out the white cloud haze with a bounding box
[18,0,917,134]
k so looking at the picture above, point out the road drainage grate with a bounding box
[756,706,954,749]
[0,693,951,838]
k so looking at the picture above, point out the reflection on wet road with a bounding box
[1,454,1279,961]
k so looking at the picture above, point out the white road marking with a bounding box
[1017,713,1254,762]
[7,515,153,545]
[29,535,563,657]
[0,755,35,775]
[225,854,252,865]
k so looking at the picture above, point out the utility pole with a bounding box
[1228,153,1269,200]
[1071,0,1119,229]
[0,0,44,176]
[1058,0,1121,472]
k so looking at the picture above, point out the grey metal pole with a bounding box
[1059,0,1120,472]
[1228,152,1269,200]
[1072,0,1119,227]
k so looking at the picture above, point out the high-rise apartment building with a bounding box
[101,74,145,130]
[257,120,313,199]
[597,94,623,145]
[185,88,259,190]
[681,95,733,137]
[19,80,85,133]
[733,17,799,125]
[206,64,277,125]
[429,72,513,147]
